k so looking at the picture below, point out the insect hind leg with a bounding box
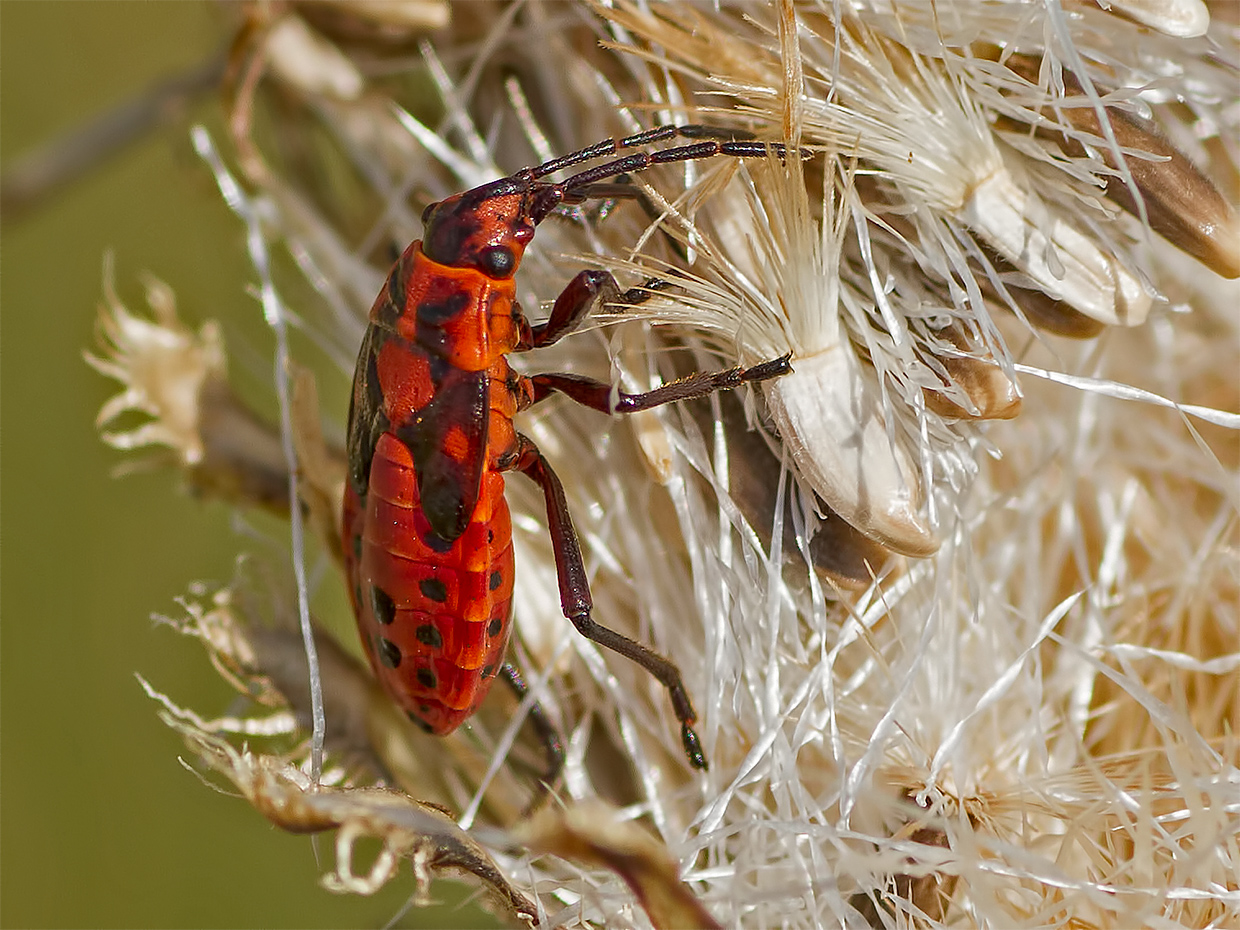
[511,435,708,770]
[498,662,565,810]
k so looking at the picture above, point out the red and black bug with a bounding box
[343,124,797,771]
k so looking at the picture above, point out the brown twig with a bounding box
[0,47,228,226]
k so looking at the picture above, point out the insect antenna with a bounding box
[556,137,800,195]
[524,125,810,223]
[527,124,749,180]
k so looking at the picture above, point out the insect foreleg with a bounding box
[524,270,670,350]
[523,270,619,349]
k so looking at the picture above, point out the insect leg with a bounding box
[498,663,565,809]
[523,270,618,349]
[510,434,708,770]
[529,354,792,411]
[525,271,668,349]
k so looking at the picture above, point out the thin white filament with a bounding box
[190,126,326,782]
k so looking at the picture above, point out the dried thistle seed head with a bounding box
[151,710,537,921]
[162,571,565,827]
[89,1,1240,926]
[612,3,1156,326]
[87,261,225,466]
[87,261,295,513]
[599,151,947,557]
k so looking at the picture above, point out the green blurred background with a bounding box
[2,3,488,927]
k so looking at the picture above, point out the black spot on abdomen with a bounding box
[415,624,443,649]
[419,578,448,603]
[370,585,397,626]
[378,637,402,669]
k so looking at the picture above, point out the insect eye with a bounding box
[479,245,516,278]
[421,202,439,225]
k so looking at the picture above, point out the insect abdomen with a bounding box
[348,431,515,734]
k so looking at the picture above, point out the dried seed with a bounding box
[690,390,892,590]
[1006,54,1239,278]
[765,347,938,558]
[923,326,1022,421]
